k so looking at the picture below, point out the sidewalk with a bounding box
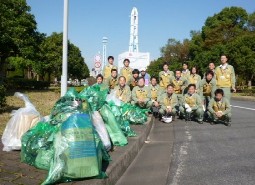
[0,117,153,185]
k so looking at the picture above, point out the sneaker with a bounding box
[198,121,203,124]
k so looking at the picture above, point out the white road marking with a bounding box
[231,105,255,111]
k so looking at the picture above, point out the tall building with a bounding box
[118,7,150,71]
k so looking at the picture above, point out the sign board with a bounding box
[94,54,102,70]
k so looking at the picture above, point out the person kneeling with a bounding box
[179,84,204,124]
[131,77,152,109]
[158,84,178,123]
[207,89,231,126]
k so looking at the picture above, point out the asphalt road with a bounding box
[116,99,255,185]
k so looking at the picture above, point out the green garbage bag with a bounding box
[50,88,84,125]
[109,104,136,137]
[120,103,148,124]
[99,104,128,146]
[79,84,108,111]
[43,113,107,185]
[21,121,58,167]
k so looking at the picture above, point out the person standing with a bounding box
[102,56,118,79]
[131,77,152,109]
[114,76,131,103]
[188,66,201,90]
[204,62,216,79]
[159,62,174,90]
[120,59,133,83]
[140,68,151,86]
[215,54,236,102]
[181,62,190,80]
[158,84,178,121]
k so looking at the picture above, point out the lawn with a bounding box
[0,90,60,135]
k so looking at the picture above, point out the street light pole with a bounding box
[61,0,69,96]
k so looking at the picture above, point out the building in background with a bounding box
[118,7,150,71]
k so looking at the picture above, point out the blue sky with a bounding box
[27,0,255,70]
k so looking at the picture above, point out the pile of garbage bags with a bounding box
[1,84,149,184]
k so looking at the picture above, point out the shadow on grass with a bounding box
[0,105,21,114]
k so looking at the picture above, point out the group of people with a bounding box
[94,54,236,126]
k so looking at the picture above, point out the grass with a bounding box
[0,90,60,135]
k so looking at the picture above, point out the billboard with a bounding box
[118,52,150,71]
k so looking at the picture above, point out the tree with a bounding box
[38,32,89,81]
[0,0,42,78]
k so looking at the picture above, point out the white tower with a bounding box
[129,7,139,53]
[102,37,108,70]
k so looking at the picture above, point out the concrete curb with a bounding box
[232,96,255,102]
[77,116,154,185]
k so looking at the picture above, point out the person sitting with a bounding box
[120,59,133,83]
[113,76,131,103]
[169,69,188,105]
[94,74,109,91]
[104,69,118,90]
[179,84,204,124]
[149,76,161,117]
[199,71,216,111]
[129,69,140,91]
[131,77,152,109]
[207,89,231,126]
[158,84,178,121]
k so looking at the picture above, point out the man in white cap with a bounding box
[140,67,151,86]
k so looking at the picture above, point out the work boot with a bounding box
[198,120,203,124]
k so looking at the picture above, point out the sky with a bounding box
[27,0,255,71]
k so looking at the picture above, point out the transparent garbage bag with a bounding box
[2,92,41,151]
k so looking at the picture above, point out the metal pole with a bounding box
[61,0,69,96]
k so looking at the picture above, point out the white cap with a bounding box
[162,116,172,123]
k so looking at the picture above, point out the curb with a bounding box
[232,96,255,102]
[75,116,154,185]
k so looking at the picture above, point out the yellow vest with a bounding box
[116,86,129,103]
[109,78,118,89]
[189,74,199,85]
[215,66,233,87]
[104,65,117,79]
[185,95,196,107]
[121,67,132,82]
[163,96,174,107]
[212,101,226,112]
[172,79,184,94]
[135,88,148,100]
[150,86,158,101]
[203,83,212,96]
[159,71,173,88]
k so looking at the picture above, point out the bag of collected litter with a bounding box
[21,121,58,167]
[109,104,136,137]
[79,84,108,111]
[99,104,128,146]
[43,113,106,185]
[106,90,121,106]
[92,111,111,151]
[120,103,148,124]
[2,92,41,151]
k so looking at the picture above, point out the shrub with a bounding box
[0,85,6,107]
[4,78,50,90]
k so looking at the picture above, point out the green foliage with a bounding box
[4,78,50,90]
[0,85,6,107]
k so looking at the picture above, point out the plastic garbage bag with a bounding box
[92,111,111,151]
[79,85,108,111]
[99,104,128,146]
[109,104,136,137]
[43,113,107,185]
[21,121,58,167]
[120,103,148,124]
[2,92,41,151]
[106,90,121,106]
